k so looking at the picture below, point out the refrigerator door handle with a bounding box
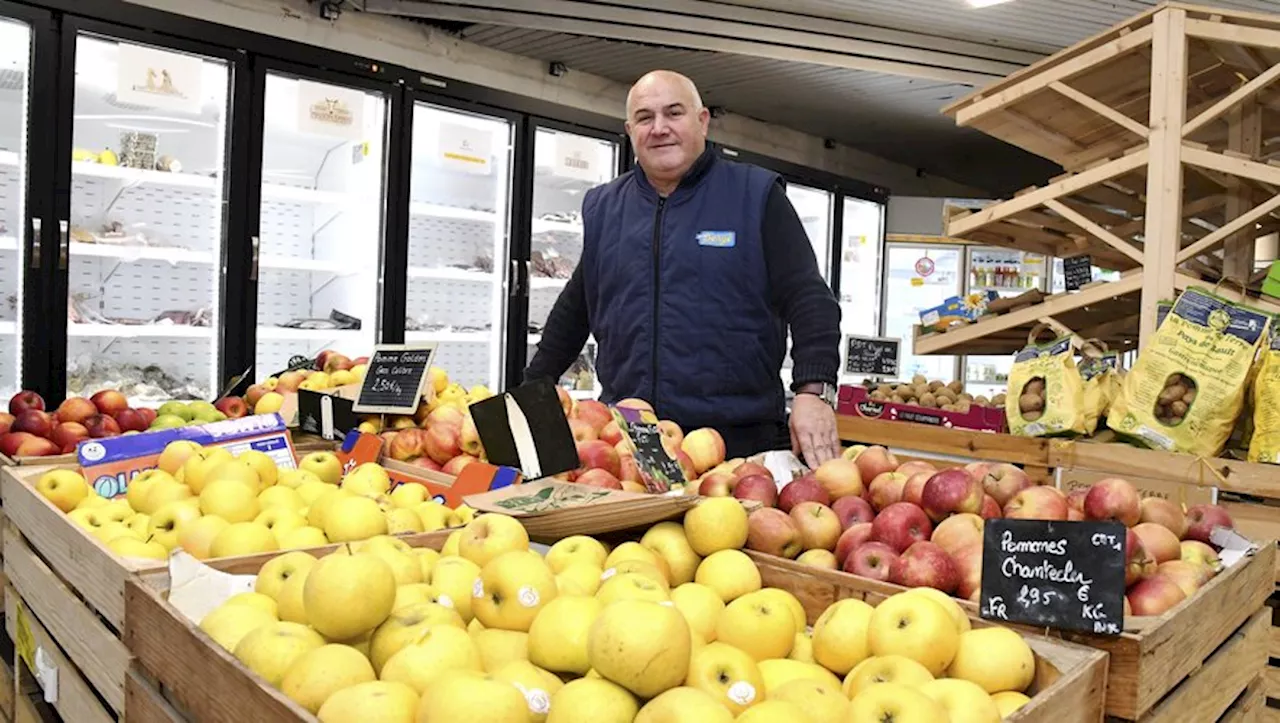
[58,219,69,271]
[249,235,261,281]
[510,259,525,298]
[28,217,40,269]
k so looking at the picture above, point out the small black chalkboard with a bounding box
[980,518,1126,636]
[1063,255,1093,292]
[844,335,900,378]
[352,345,436,415]
[469,380,578,480]
[298,389,357,440]
[613,406,684,493]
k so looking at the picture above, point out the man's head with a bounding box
[625,70,710,190]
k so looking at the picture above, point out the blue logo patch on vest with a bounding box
[696,230,736,248]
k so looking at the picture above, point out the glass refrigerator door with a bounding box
[252,74,387,382]
[66,35,229,404]
[0,19,29,402]
[404,103,514,391]
[527,127,619,398]
[839,197,885,336]
[963,248,1047,399]
[786,184,834,282]
[883,244,962,382]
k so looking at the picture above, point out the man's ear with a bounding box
[697,106,711,134]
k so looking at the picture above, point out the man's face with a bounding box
[625,76,709,181]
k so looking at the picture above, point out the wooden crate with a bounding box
[127,536,1110,723]
[4,585,113,723]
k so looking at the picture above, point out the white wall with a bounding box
[123,0,985,196]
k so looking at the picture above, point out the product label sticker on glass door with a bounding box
[914,256,936,277]
[296,81,364,140]
[116,44,203,113]
[553,132,604,183]
[438,121,492,175]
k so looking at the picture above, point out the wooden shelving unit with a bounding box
[916,2,1280,357]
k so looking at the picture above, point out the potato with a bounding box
[975,395,990,406]
[915,392,936,408]
[1158,384,1185,405]
[912,374,927,386]
[876,384,894,397]
[1019,393,1044,413]
[1023,410,1043,422]
[928,380,944,392]
[940,404,957,412]
[1182,388,1197,404]
[890,395,906,404]
[992,394,1007,406]
[955,401,972,413]
[947,380,964,395]
[1170,400,1188,416]
[913,383,931,399]
[959,393,974,402]
[870,391,887,401]
[1024,378,1045,396]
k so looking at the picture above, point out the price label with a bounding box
[843,335,900,378]
[352,345,436,415]
[612,406,684,493]
[1063,255,1093,291]
[979,519,1126,635]
[14,601,36,672]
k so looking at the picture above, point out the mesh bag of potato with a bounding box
[1108,286,1271,457]
[1247,324,1280,463]
[1005,325,1086,437]
[1077,339,1120,436]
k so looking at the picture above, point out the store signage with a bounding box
[554,132,605,183]
[914,256,936,277]
[296,80,364,141]
[1063,255,1093,291]
[298,389,357,441]
[469,380,577,480]
[613,406,685,493]
[352,345,436,415]
[980,519,1126,636]
[843,335,900,379]
[117,43,204,113]
[439,121,492,175]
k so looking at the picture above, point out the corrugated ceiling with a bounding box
[410,1,1280,195]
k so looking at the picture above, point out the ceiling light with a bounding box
[967,0,1014,7]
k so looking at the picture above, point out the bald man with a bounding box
[526,70,842,467]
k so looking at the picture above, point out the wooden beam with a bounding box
[947,150,1150,237]
[1175,192,1280,263]
[1174,271,1280,314]
[1225,98,1263,280]
[1183,145,1280,187]
[1044,198,1146,264]
[954,25,1155,127]
[1049,81,1151,138]
[1141,8,1188,347]
[1183,62,1280,138]
[1186,18,1280,53]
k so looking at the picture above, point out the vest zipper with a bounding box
[650,196,666,409]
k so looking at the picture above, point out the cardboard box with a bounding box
[464,479,697,538]
[336,431,522,509]
[918,290,999,333]
[1057,465,1215,506]
[837,385,1007,433]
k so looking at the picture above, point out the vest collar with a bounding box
[634,144,717,200]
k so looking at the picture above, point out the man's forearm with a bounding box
[525,265,592,383]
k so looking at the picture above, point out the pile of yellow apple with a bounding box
[35,444,473,562]
[196,498,1039,722]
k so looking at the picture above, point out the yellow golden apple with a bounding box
[633,686,732,723]
[147,500,202,550]
[369,601,466,673]
[842,655,935,698]
[682,498,748,556]
[198,604,276,652]
[256,551,318,601]
[811,598,874,676]
[604,542,672,583]
[472,627,529,672]
[867,592,959,676]
[735,700,809,723]
[587,599,691,698]
[555,562,604,596]
[157,440,203,475]
[278,526,328,549]
[905,587,971,634]
[317,681,418,723]
[716,590,796,661]
[992,690,1031,717]
[528,595,602,675]
[545,535,609,574]
[233,621,324,686]
[490,660,564,723]
[669,583,724,643]
[209,522,279,558]
[126,469,172,513]
[431,556,481,622]
[303,551,397,640]
[277,468,322,490]
[323,495,388,543]
[236,450,279,489]
[685,641,764,715]
[342,463,392,498]
[388,481,429,508]
[757,659,842,697]
[848,683,947,723]
[380,625,483,693]
[640,521,701,586]
[473,550,558,632]
[200,478,260,523]
[920,678,1000,723]
[106,536,168,560]
[694,549,761,602]
[280,644,375,714]
[225,592,279,616]
[789,631,815,663]
[947,626,1034,694]
[416,670,529,723]
[259,486,305,511]
[459,514,530,567]
[298,451,344,485]
[770,679,849,723]
[546,678,638,723]
[178,515,231,559]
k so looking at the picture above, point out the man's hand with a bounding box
[790,393,840,468]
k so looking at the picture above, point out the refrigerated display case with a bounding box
[64,34,232,404]
[787,183,834,282]
[883,243,962,382]
[0,15,32,403]
[840,198,885,336]
[962,248,1047,399]
[403,101,515,390]
[1049,257,1122,293]
[526,124,621,398]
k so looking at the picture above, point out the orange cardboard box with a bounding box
[336,431,522,508]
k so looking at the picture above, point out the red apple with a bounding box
[733,462,773,482]
[1184,504,1234,545]
[577,468,622,489]
[599,421,624,447]
[83,413,121,439]
[789,502,842,551]
[931,513,984,556]
[778,474,830,512]
[244,384,269,409]
[425,406,465,432]
[1181,540,1220,571]
[12,410,53,439]
[410,456,443,473]
[55,397,97,425]
[901,473,930,508]
[13,435,57,457]
[845,541,898,581]
[442,454,480,477]
[49,421,88,451]
[674,451,697,482]
[657,421,684,454]
[90,389,129,417]
[389,428,429,461]
[747,508,803,559]
[835,522,874,566]
[214,397,249,420]
[980,463,1033,507]
[1156,560,1211,598]
[275,371,306,393]
[890,541,959,593]
[577,439,622,478]
[322,353,353,373]
[8,390,44,416]
[1125,528,1157,586]
[314,349,337,371]
[1139,497,1187,539]
[618,455,641,484]
[424,425,462,464]
[1067,507,1086,521]
[0,431,34,457]
[813,458,863,500]
[1084,478,1142,527]
[1003,486,1069,521]
[853,446,899,485]
[1132,522,1181,564]
[831,496,874,530]
[555,386,573,416]
[114,408,148,433]
[867,471,908,512]
[962,461,993,482]
[698,471,738,497]
[920,468,984,521]
[953,542,984,599]
[733,474,778,507]
[0,412,13,436]
[568,419,598,443]
[895,460,937,478]
[1065,488,1088,513]
[1127,575,1187,616]
[842,444,866,462]
[871,502,933,554]
[572,400,613,434]
[979,495,1002,520]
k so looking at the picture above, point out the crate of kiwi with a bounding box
[838,376,1009,432]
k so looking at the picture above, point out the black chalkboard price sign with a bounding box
[613,406,685,493]
[352,344,437,415]
[1063,255,1093,291]
[844,335,900,378]
[980,518,1126,636]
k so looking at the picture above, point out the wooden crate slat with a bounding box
[125,667,187,723]
[835,414,1052,466]
[1218,675,1266,723]
[1138,608,1269,723]
[3,586,113,723]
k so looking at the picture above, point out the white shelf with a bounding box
[530,276,569,290]
[532,219,582,235]
[0,236,17,251]
[72,242,213,265]
[410,202,496,223]
[257,327,366,341]
[405,330,491,343]
[0,321,14,335]
[407,266,494,282]
[0,150,17,167]
[262,184,375,206]
[260,255,363,275]
[69,323,213,339]
[72,161,218,190]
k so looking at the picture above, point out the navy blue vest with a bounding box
[580,151,786,429]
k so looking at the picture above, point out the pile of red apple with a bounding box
[732,444,1234,617]
[0,390,156,458]
[380,405,485,477]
